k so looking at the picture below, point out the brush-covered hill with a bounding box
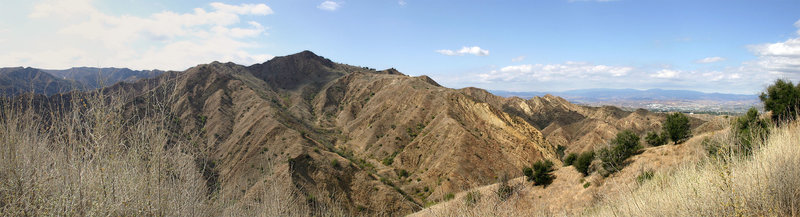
[44,67,164,89]
[1,51,712,216]
[0,67,77,96]
[0,66,163,96]
[90,50,559,215]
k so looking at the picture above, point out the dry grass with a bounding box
[0,87,338,216]
[0,89,211,216]
[586,119,800,216]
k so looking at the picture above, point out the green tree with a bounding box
[574,151,595,176]
[645,131,668,146]
[524,160,555,186]
[563,153,578,166]
[598,130,642,174]
[733,107,771,156]
[760,79,800,123]
[663,112,691,144]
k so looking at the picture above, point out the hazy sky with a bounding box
[1,0,799,94]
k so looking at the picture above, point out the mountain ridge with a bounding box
[2,50,713,216]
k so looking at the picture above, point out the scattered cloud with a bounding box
[477,61,633,83]
[3,1,273,70]
[511,56,525,62]
[29,0,95,18]
[695,56,726,63]
[210,2,274,15]
[436,46,489,56]
[747,19,800,75]
[651,69,680,78]
[398,0,407,6]
[318,1,341,11]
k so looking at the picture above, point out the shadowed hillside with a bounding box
[0,67,163,96]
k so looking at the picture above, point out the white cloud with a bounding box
[436,46,489,56]
[477,62,633,82]
[210,2,274,15]
[695,56,726,63]
[511,56,525,62]
[651,69,680,78]
[29,0,96,18]
[318,1,341,11]
[5,1,273,70]
[751,38,800,57]
[398,0,407,6]
[746,20,800,75]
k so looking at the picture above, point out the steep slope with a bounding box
[44,67,164,89]
[99,51,558,215]
[411,122,724,216]
[0,66,163,96]
[491,93,710,153]
[6,50,705,215]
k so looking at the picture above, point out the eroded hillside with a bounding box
[4,51,715,216]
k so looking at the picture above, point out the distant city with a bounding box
[492,88,760,115]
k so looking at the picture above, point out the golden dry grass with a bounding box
[0,89,338,216]
[586,119,800,216]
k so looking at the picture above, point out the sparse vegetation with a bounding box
[495,174,513,201]
[382,151,398,166]
[331,159,340,168]
[591,119,800,216]
[443,193,455,201]
[463,191,481,206]
[635,170,654,184]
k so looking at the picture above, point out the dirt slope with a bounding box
[99,51,559,215]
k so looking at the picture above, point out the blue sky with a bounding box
[1,0,800,94]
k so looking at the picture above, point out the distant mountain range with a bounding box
[491,88,758,102]
[0,67,164,96]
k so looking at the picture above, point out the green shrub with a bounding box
[645,131,668,146]
[522,167,533,178]
[563,153,578,166]
[733,107,771,156]
[760,79,800,123]
[496,174,513,201]
[636,170,654,184]
[525,160,555,186]
[382,151,398,166]
[331,159,340,168]
[464,191,481,206]
[583,182,591,188]
[443,193,455,201]
[574,151,595,176]
[556,145,567,160]
[396,169,409,178]
[598,130,642,174]
[663,112,691,144]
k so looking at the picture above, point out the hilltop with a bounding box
[0,66,163,96]
[0,51,716,216]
